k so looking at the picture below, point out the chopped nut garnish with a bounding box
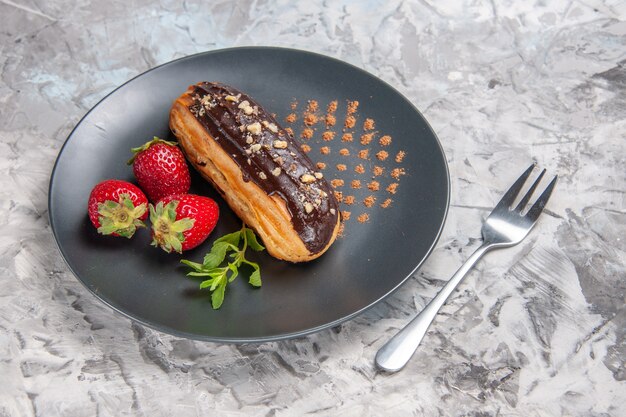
[258,172,267,180]
[250,143,262,153]
[300,174,316,183]
[273,140,288,149]
[342,133,353,142]
[314,198,322,205]
[246,135,254,144]
[273,156,284,165]
[330,208,336,215]
[380,135,392,146]
[376,150,389,161]
[238,100,254,115]
[395,151,406,162]
[262,121,278,133]
[304,202,314,214]
[225,94,240,103]
[272,167,281,176]
[200,95,215,108]
[247,158,251,165]
[247,122,262,135]
[289,163,297,172]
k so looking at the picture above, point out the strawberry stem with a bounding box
[127,136,178,165]
[97,194,147,238]
[149,200,195,253]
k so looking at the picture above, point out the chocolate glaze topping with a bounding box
[188,82,339,254]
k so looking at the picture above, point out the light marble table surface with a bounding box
[1,1,625,416]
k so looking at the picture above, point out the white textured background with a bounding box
[1,0,625,416]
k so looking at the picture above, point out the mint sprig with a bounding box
[180,224,265,309]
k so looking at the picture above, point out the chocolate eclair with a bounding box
[169,82,341,262]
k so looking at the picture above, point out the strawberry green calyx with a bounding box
[150,200,195,253]
[127,136,178,165]
[97,194,147,238]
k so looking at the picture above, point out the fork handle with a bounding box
[375,242,493,372]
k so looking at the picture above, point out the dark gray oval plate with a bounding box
[49,47,449,343]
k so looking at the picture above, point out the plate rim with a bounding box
[48,46,450,343]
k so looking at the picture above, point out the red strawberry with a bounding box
[88,179,148,238]
[150,194,219,253]
[128,137,191,202]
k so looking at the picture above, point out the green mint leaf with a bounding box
[211,281,226,309]
[187,271,213,277]
[227,262,239,283]
[208,269,227,291]
[180,259,204,272]
[229,250,245,268]
[244,228,265,251]
[199,278,216,289]
[203,241,231,269]
[246,261,262,287]
[180,224,264,310]
[214,230,242,247]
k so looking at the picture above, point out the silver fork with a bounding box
[375,164,557,372]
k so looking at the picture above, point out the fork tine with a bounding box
[514,168,546,212]
[525,175,558,222]
[494,164,536,210]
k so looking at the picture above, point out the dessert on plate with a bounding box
[170,82,341,262]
